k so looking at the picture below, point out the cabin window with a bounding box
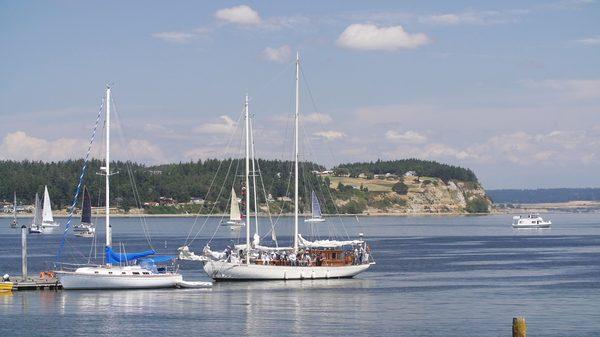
[108,272,113,274]
[142,272,150,275]
[122,272,126,275]
[132,272,140,275]
[94,271,99,274]
[332,253,337,259]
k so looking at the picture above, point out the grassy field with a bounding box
[328,176,397,192]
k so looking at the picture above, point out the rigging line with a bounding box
[111,96,155,249]
[56,96,104,262]
[184,110,244,245]
[300,65,351,240]
[203,132,244,246]
[189,120,245,246]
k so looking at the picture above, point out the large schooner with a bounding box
[181,53,374,280]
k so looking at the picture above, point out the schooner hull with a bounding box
[203,261,373,281]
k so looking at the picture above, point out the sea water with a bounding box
[0,214,599,336]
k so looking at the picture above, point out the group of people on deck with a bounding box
[220,243,371,266]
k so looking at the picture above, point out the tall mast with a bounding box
[105,86,112,248]
[245,94,251,264]
[293,52,300,254]
[250,115,259,244]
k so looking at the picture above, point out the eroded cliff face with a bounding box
[361,177,491,214]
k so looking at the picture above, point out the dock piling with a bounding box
[513,317,527,337]
[21,225,27,281]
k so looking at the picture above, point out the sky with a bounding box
[1,1,599,189]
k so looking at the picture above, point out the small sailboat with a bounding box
[304,191,325,223]
[55,86,182,289]
[222,187,245,229]
[41,186,60,231]
[29,193,43,234]
[10,192,18,228]
[73,186,95,238]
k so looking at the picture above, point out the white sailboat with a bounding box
[10,192,18,228]
[223,188,245,229]
[29,193,43,234]
[40,185,60,232]
[305,191,325,223]
[55,86,182,289]
[183,54,373,280]
[73,186,95,238]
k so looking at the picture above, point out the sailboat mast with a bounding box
[13,192,17,221]
[105,86,112,248]
[294,52,300,254]
[245,94,251,264]
[250,116,259,240]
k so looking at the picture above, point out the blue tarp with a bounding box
[105,246,156,264]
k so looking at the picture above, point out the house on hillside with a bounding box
[190,197,204,205]
[404,171,417,177]
[159,197,177,205]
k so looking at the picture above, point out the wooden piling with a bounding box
[513,317,526,337]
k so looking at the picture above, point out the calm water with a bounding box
[1,214,599,336]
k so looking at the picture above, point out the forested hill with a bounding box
[0,159,325,210]
[488,188,600,204]
[1,158,483,214]
[333,159,478,183]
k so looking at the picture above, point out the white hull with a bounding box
[512,223,551,229]
[304,218,325,223]
[203,261,373,281]
[56,267,182,290]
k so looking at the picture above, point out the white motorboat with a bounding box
[182,53,373,281]
[55,86,182,289]
[512,214,551,229]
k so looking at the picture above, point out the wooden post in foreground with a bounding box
[513,317,527,337]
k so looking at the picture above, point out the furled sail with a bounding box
[42,186,54,223]
[311,191,322,219]
[105,246,155,264]
[297,234,363,248]
[230,188,242,221]
[81,186,92,224]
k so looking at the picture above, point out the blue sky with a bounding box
[1,1,599,189]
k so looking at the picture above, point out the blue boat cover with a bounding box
[105,246,155,264]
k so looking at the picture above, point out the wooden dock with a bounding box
[4,277,62,291]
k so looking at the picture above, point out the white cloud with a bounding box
[385,130,428,143]
[421,13,484,25]
[574,36,600,45]
[0,131,82,161]
[215,5,262,26]
[151,31,195,44]
[303,113,333,124]
[194,116,237,134]
[336,23,430,51]
[122,139,166,162]
[314,130,345,140]
[261,45,292,63]
[522,79,600,100]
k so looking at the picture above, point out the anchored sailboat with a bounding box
[55,86,182,290]
[305,191,325,223]
[73,186,95,238]
[223,188,245,229]
[10,192,18,228]
[41,186,60,231]
[182,53,373,280]
[29,193,43,234]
